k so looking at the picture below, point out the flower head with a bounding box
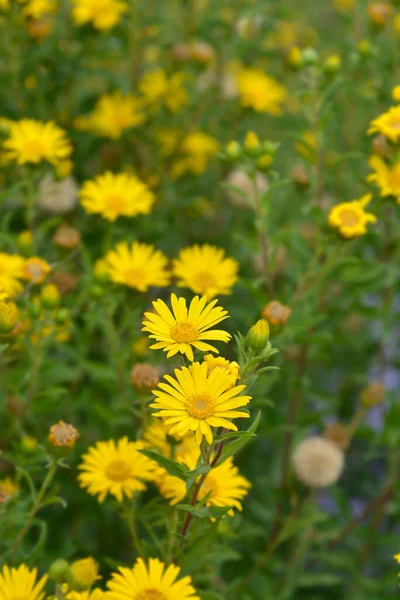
[69,557,100,590]
[171,131,219,178]
[76,93,144,139]
[139,69,188,113]
[367,2,392,25]
[172,245,239,299]
[143,420,197,461]
[24,257,51,283]
[71,0,128,29]
[246,319,270,352]
[78,438,158,502]
[150,361,251,444]
[22,0,57,18]
[104,242,170,291]
[48,421,80,448]
[368,106,400,143]
[106,557,199,600]
[0,253,25,299]
[159,452,250,516]
[0,565,47,600]
[130,363,160,391]
[142,293,231,362]
[328,194,377,238]
[262,301,291,326]
[3,119,72,166]
[67,591,104,600]
[367,155,400,203]
[292,436,345,488]
[0,301,19,335]
[80,172,155,222]
[203,354,240,389]
[236,68,286,114]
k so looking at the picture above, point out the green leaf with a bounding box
[298,573,343,587]
[138,449,189,481]
[185,463,211,491]
[214,411,261,466]
[176,503,233,519]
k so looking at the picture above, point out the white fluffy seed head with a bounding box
[225,169,268,208]
[292,436,345,488]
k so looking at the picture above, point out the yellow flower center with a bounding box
[125,268,145,287]
[105,459,132,482]
[187,393,214,419]
[338,208,359,227]
[172,321,199,343]
[136,590,168,600]
[105,194,126,213]
[193,271,216,291]
[23,139,45,158]
[198,474,218,501]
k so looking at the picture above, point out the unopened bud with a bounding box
[16,231,33,255]
[301,47,319,66]
[41,284,61,309]
[226,140,241,159]
[0,302,19,335]
[48,559,70,583]
[360,381,384,409]
[246,319,270,352]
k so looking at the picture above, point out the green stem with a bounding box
[8,461,58,562]
[126,502,145,558]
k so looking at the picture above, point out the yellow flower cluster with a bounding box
[368,104,400,204]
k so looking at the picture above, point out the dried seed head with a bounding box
[292,436,345,488]
[130,363,160,391]
[49,421,80,448]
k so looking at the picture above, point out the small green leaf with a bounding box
[138,449,189,481]
[214,411,261,466]
[185,463,211,491]
[176,503,233,519]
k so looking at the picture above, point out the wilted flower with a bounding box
[53,225,81,249]
[49,421,80,448]
[292,436,345,488]
[225,169,268,208]
[130,363,160,391]
[324,423,350,451]
[38,175,78,214]
[262,301,292,326]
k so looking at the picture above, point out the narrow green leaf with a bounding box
[138,449,189,481]
[176,503,233,519]
[214,411,261,466]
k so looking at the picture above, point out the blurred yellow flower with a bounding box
[173,244,239,298]
[203,354,240,389]
[368,106,400,142]
[236,68,286,114]
[0,253,25,299]
[80,172,155,221]
[0,565,47,600]
[3,119,72,166]
[171,131,219,178]
[142,293,231,362]
[151,361,251,444]
[368,155,400,203]
[22,0,57,18]
[394,14,400,36]
[392,85,400,102]
[24,257,51,283]
[139,69,188,113]
[71,0,128,30]
[0,476,19,497]
[76,92,144,140]
[0,0,9,10]
[367,2,392,25]
[104,241,170,291]
[328,194,377,238]
[333,0,355,10]
[0,301,20,334]
[78,438,158,502]
[159,451,251,516]
[67,591,104,600]
[70,557,100,590]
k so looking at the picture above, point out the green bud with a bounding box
[48,559,70,583]
[301,47,319,67]
[226,140,241,160]
[246,319,270,352]
[55,308,70,324]
[90,284,105,298]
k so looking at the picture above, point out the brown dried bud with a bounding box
[130,363,160,391]
[48,421,80,448]
[262,300,292,326]
[324,423,350,451]
[53,225,81,249]
[50,272,79,296]
[360,381,384,409]
[292,165,309,186]
[372,134,390,157]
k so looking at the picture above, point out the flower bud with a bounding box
[0,301,19,335]
[324,54,341,74]
[244,131,260,154]
[225,140,241,160]
[53,224,81,249]
[130,363,160,391]
[40,284,61,309]
[287,46,302,69]
[360,381,384,409]
[90,284,105,298]
[323,423,350,451]
[367,2,392,26]
[67,557,99,591]
[246,319,270,352]
[301,47,319,67]
[48,559,70,583]
[55,308,70,324]
[48,421,80,456]
[292,164,310,186]
[20,435,38,454]
[93,259,109,283]
[256,154,273,171]
[16,230,33,255]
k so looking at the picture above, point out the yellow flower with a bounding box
[22,0,57,18]
[69,558,100,590]
[150,361,251,444]
[0,565,47,600]
[392,85,400,102]
[368,106,400,143]
[244,131,260,150]
[80,172,155,222]
[367,155,400,203]
[104,242,170,291]
[203,354,240,389]
[67,591,104,600]
[246,319,270,352]
[0,301,20,334]
[0,0,9,11]
[171,131,219,178]
[159,453,251,515]
[24,257,51,283]
[139,69,188,113]
[106,557,199,600]
[76,93,144,140]
[332,0,355,10]
[71,0,128,30]
[328,194,377,238]
[0,253,25,298]
[395,14,400,36]
[367,2,392,25]
[142,293,231,362]
[394,553,400,564]
[172,245,239,299]
[144,420,198,458]
[0,477,19,497]
[78,438,158,503]
[3,119,72,166]
[236,68,286,114]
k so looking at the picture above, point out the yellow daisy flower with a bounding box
[0,0,10,11]
[104,241,170,291]
[150,361,251,444]
[173,244,239,299]
[24,257,51,284]
[106,557,199,600]
[0,253,25,298]
[159,452,251,516]
[80,172,155,222]
[203,354,240,389]
[3,119,72,166]
[144,420,198,459]
[71,0,128,30]
[22,0,57,18]
[328,194,377,238]
[75,92,144,140]
[142,293,231,362]
[394,552,400,564]
[171,131,219,178]
[236,68,286,114]
[138,69,188,113]
[77,438,158,503]
[367,155,400,203]
[0,565,47,600]
[67,591,104,600]
[69,557,100,590]
[368,106,400,143]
